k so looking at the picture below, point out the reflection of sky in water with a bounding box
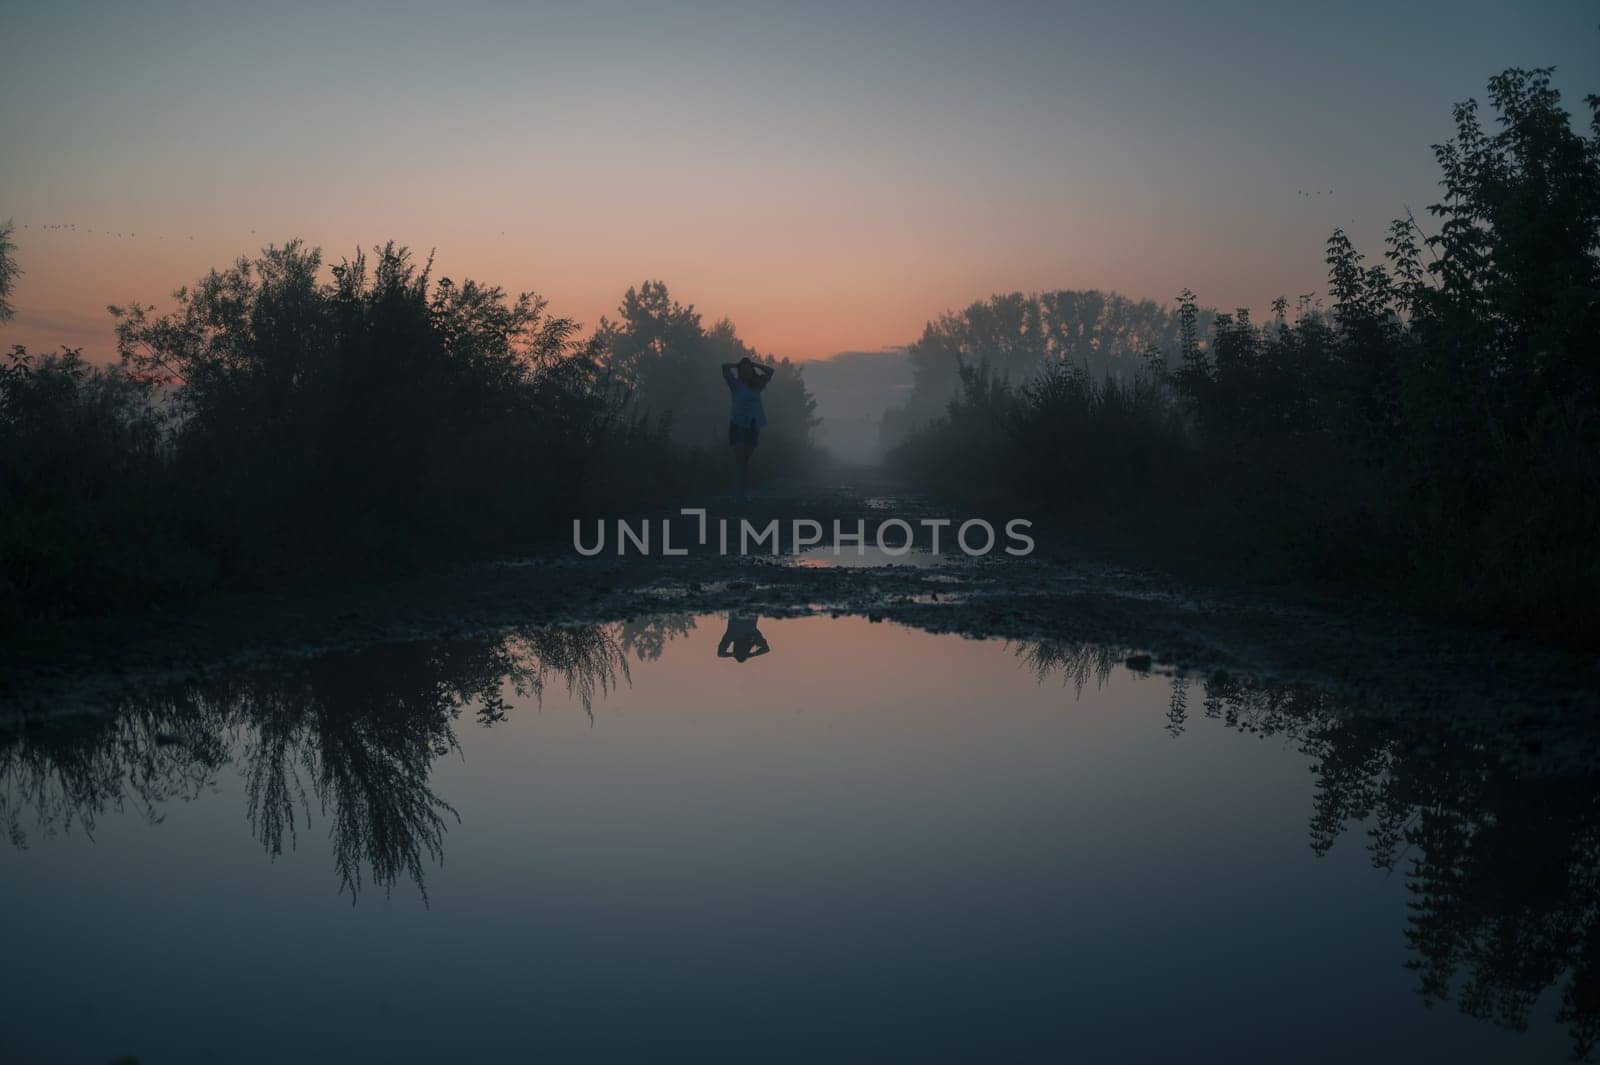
[789,544,949,568]
[0,614,1575,1063]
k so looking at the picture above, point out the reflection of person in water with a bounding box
[717,613,770,662]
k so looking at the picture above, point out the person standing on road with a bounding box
[721,356,774,502]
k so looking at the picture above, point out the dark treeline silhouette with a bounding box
[892,68,1600,648]
[1019,639,1600,1061]
[880,288,1210,450]
[0,247,819,629]
[0,617,689,900]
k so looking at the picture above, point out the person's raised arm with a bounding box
[751,361,776,390]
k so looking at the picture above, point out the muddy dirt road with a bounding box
[6,472,1597,766]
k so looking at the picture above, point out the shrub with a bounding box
[892,67,1600,646]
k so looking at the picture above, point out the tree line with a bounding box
[890,68,1600,648]
[0,239,819,629]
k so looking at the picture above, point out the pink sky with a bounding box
[4,3,1596,363]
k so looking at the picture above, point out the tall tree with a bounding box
[0,219,19,325]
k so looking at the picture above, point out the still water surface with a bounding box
[2,613,1589,1063]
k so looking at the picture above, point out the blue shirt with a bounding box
[723,367,767,429]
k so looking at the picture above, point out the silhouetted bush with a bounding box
[0,347,202,623]
[105,241,640,573]
[893,67,1600,647]
[2,245,816,627]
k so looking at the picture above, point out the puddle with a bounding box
[788,544,950,568]
[1,613,1588,1064]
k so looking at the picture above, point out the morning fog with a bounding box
[574,509,1035,558]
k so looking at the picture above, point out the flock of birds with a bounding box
[18,222,269,241]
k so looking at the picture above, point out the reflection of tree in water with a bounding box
[620,615,698,663]
[1017,642,1600,1061]
[1012,639,1117,696]
[1,699,226,848]
[482,624,636,725]
[225,640,485,905]
[1198,673,1600,1061]
[1,619,679,902]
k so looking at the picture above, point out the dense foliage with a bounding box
[1,246,818,628]
[892,68,1600,646]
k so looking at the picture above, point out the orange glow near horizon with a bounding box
[5,4,1596,364]
[0,190,1369,365]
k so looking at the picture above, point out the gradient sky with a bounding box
[3,1,1596,360]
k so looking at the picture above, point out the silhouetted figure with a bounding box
[721,356,773,501]
[717,613,770,662]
